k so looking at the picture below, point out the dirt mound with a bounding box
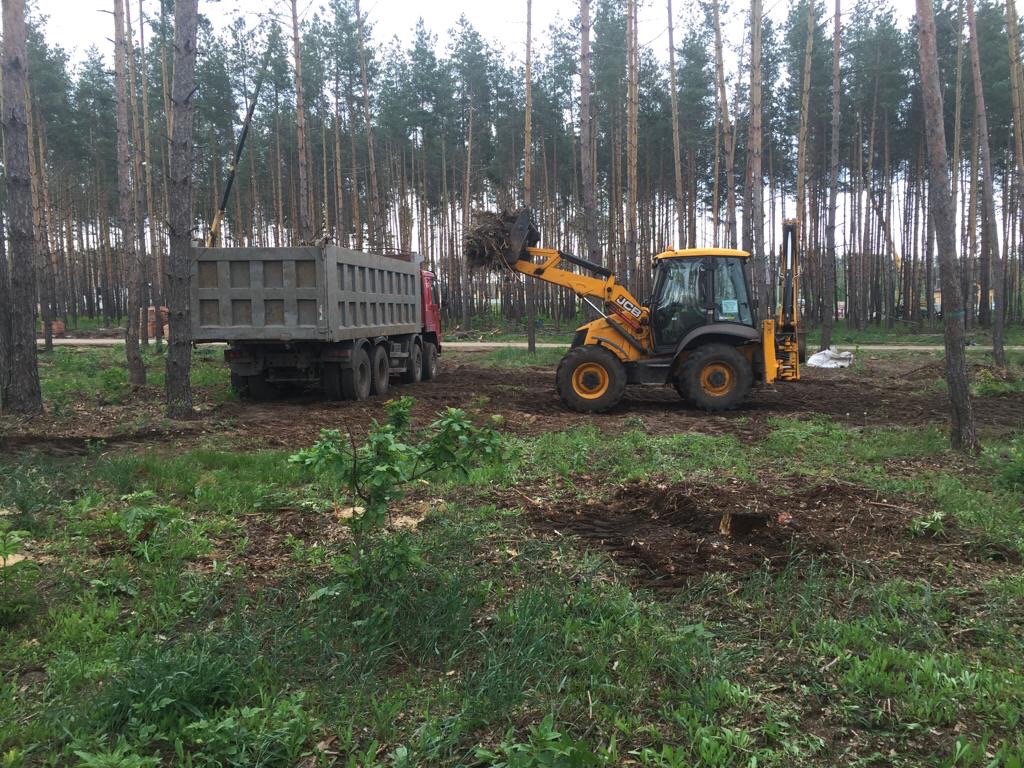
[533,479,1019,587]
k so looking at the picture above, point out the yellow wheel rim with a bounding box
[700,362,735,397]
[572,362,610,400]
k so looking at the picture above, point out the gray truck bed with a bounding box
[191,246,422,343]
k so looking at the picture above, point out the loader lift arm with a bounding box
[512,248,652,354]
[502,209,652,357]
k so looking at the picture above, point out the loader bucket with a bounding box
[465,208,540,271]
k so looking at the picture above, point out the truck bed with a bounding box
[191,246,423,343]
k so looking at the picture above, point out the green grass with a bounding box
[478,346,568,368]
[34,346,231,412]
[5,353,1024,765]
[808,322,1024,347]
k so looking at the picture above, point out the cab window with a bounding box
[712,258,753,326]
[651,258,707,347]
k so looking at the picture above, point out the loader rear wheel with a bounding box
[556,345,626,413]
[679,343,752,412]
[422,342,438,380]
[341,346,372,400]
[371,345,390,396]
[403,342,423,384]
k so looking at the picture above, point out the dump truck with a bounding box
[190,246,442,400]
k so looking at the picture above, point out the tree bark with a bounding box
[524,0,537,354]
[915,0,979,452]
[579,0,600,265]
[290,0,313,243]
[822,0,841,349]
[668,0,685,250]
[165,0,198,419]
[114,0,146,385]
[625,0,639,279]
[712,0,737,248]
[748,0,767,319]
[966,0,1004,364]
[355,0,382,250]
[0,0,42,414]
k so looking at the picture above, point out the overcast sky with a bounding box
[32,0,926,75]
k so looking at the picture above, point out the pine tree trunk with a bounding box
[355,0,382,250]
[165,0,198,419]
[966,0,1004,364]
[748,0,768,320]
[114,0,145,385]
[139,0,163,344]
[712,0,737,248]
[1,0,42,414]
[822,0,841,349]
[291,0,313,243]
[668,0,685,250]
[625,0,639,279]
[524,0,537,353]
[579,0,601,264]
[915,0,979,452]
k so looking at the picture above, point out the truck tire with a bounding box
[556,345,626,413]
[370,345,390,396]
[678,343,752,412]
[321,363,343,401]
[403,342,423,385]
[341,346,372,400]
[246,373,275,401]
[422,342,438,380]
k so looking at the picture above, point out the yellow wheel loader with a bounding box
[501,210,802,412]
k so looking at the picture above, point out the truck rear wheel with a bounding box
[403,342,423,384]
[342,346,372,400]
[370,345,390,396]
[556,345,626,413]
[678,343,752,412]
[321,363,343,401]
[422,342,438,380]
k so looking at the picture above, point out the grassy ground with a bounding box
[2,350,1023,766]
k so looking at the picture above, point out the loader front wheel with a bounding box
[556,345,626,413]
[679,343,752,412]
[342,346,372,401]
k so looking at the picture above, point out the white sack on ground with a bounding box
[806,346,854,369]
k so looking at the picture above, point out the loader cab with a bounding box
[649,249,754,352]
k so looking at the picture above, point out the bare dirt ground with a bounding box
[523,477,1020,588]
[3,350,1023,455]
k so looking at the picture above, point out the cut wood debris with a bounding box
[465,209,536,271]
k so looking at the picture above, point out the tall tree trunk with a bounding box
[524,0,537,354]
[165,0,198,419]
[125,0,150,346]
[668,0,685,250]
[625,0,639,280]
[0,0,42,414]
[579,0,600,265]
[821,0,841,349]
[712,0,737,247]
[114,0,145,385]
[916,0,979,453]
[355,0,382,250]
[748,0,767,319]
[966,0,1004,364]
[291,0,313,243]
[795,0,815,234]
[139,0,163,345]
